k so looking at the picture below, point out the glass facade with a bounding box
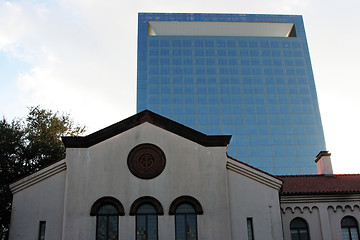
[137,13,326,174]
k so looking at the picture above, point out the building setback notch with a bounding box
[148,21,296,37]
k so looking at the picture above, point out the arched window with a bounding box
[97,204,119,240]
[169,196,203,240]
[290,217,310,240]
[90,197,125,240]
[341,216,359,240]
[136,204,158,240]
[130,196,163,240]
[175,203,197,240]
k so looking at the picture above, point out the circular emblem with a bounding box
[127,144,166,179]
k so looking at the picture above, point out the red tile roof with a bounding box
[278,174,360,195]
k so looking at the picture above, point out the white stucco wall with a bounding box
[9,121,289,240]
[62,122,232,240]
[9,162,66,240]
[281,195,360,240]
[226,162,284,240]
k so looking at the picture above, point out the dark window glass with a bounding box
[341,216,360,240]
[290,218,309,240]
[175,204,197,240]
[38,221,46,240]
[247,218,254,240]
[136,204,158,240]
[96,204,118,240]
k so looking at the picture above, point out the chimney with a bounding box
[315,151,333,175]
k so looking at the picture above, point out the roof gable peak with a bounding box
[62,110,231,148]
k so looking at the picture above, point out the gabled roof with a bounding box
[278,174,360,195]
[226,155,283,190]
[227,154,281,180]
[10,160,66,194]
[62,110,232,148]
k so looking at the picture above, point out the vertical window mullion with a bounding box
[185,214,188,240]
[105,216,110,240]
[146,215,148,240]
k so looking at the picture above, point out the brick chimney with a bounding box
[315,151,333,175]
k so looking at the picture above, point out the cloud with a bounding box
[0,0,314,131]
[1,0,360,173]
[1,0,138,131]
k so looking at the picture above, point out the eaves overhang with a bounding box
[10,160,66,194]
[226,156,283,190]
[62,110,232,148]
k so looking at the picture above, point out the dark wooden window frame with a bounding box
[90,196,125,216]
[90,196,125,240]
[130,196,164,216]
[169,196,203,215]
[290,217,310,240]
[169,196,203,240]
[341,216,360,240]
[130,196,163,240]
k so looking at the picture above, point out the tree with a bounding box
[0,106,86,240]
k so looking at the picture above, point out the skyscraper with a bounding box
[137,13,326,174]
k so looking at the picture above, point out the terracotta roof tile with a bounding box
[277,174,360,195]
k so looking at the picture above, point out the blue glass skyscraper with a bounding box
[137,13,326,174]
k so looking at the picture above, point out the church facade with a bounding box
[8,111,360,240]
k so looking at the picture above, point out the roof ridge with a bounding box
[62,110,231,148]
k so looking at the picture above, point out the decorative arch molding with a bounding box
[90,196,125,216]
[169,196,203,215]
[342,215,359,223]
[327,205,336,212]
[294,206,303,213]
[281,205,319,214]
[281,206,294,214]
[129,196,164,216]
[328,204,360,212]
[302,206,311,213]
[290,217,310,225]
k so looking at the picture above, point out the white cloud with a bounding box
[1,0,360,173]
[1,0,138,131]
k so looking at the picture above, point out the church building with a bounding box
[8,110,360,240]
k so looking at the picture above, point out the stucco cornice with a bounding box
[280,194,360,214]
[10,160,66,194]
[62,110,231,148]
[280,193,360,204]
[226,160,282,190]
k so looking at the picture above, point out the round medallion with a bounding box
[127,144,166,179]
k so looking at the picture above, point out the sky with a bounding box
[1,0,359,174]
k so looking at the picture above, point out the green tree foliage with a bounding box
[0,106,86,240]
